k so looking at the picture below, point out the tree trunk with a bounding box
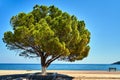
[42,66,46,75]
[41,55,47,75]
[40,53,61,75]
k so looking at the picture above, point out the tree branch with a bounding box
[14,42,40,57]
[46,55,61,67]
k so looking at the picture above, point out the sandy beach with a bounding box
[0,70,120,80]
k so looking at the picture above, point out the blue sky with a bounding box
[0,0,120,64]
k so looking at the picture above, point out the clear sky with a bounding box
[0,0,120,64]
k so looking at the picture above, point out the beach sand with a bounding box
[0,70,120,80]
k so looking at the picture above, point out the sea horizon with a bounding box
[0,63,119,71]
[0,63,114,64]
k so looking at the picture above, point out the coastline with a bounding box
[0,70,120,80]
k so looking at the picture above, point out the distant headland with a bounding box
[112,61,120,64]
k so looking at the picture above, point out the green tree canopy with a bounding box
[3,5,90,74]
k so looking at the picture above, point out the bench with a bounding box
[109,67,116,72]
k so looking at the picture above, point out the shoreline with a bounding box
[0,70,120,78]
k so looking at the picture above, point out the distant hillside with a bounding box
[112,61,120,64]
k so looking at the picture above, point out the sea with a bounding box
[0,64,120,71]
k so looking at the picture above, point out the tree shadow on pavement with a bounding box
[0,72,74,80]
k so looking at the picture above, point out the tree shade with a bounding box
[3,5,91,74]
